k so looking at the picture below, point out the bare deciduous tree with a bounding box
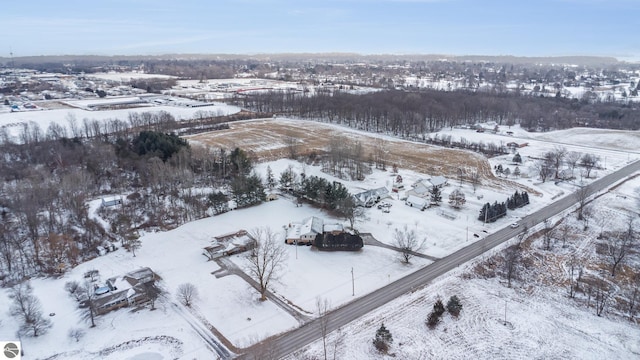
[604,215,636,277]
[68,327,86,342]
[565,151,582,177]
[317,297,331,360]
[469,170,480,193]
[542,218,555,251]
[65,280,84,301]
[393,225,425,264]
[9,282,52,337]
[594,278,611,317]
[567,256,582,298]
[558,222,571,248]
[551,146,567,179]
[79,281,97,327]
[580,153,599,178]
[373,138,387,170]
[246,227,288,301]
[176,283,199,307]
[503,242,520,288]
[575,185,590,221]
[284,132,299,159]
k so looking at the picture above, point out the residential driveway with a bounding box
[214,257,312,324]
[360,232,439,261]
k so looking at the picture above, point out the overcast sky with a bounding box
[2,0,639,60]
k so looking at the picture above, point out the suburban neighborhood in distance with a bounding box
[2,1,640,359]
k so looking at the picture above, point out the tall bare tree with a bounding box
[575,185,590,221]
[317,297,331,360]
[176,283,199,307]
[565,151,582,177]
[604,215,636,277]
[393,225,425,264]
[580,153,599,178]
[551,146,567,179]
[246,227,288,301]
[9,282,52,337]
[469,170,480,193]
[542,218,555,251]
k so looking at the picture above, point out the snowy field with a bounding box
[1,116,639,358]
[290,269,640,360]
[290,168,640,360]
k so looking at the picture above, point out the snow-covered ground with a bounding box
[1,120,639,359]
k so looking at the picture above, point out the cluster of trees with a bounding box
[507,191,530,210]
[478,201,507,223]
[299,175,351,211]
[0,108,266,149]
[427,133,510,157]
[533,146,600,183]
[0,123,267,281]
[478,191,529,223]
[130,78,178,93]
[426,295,463,329]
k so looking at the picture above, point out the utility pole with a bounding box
[351,267,355,296]
[504,299,507,325]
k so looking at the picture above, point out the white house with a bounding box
[405,195,428,210]
[285,217,344,245]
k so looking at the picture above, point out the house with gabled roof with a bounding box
[353,187,390,207]
[203,230,257,260]
[285,217,344,245]
[93,267,157,315]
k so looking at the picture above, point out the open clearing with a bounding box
[186,118,515,189]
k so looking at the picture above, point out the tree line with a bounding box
[236,88,640,134]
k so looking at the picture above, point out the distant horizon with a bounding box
[3,1,639,62]
[0,52,633,64]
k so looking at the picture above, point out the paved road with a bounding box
[238,160,640,359]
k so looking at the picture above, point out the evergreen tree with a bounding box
[265,165,275,189]
[426,311,440,329]
[447,295,463,317]
[478,202,490,222]
[513,153,522,164]
[514,166,521,177]
[433,298,445,316]
[430,186,442,206]
[207,191,229,214]
[373,323,393,353]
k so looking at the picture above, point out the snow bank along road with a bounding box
[237,160,640,359]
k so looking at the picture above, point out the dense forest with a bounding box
[235,88,640,134]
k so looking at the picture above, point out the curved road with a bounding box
[238,160,640,359]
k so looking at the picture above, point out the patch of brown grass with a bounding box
[187,118,537,193]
